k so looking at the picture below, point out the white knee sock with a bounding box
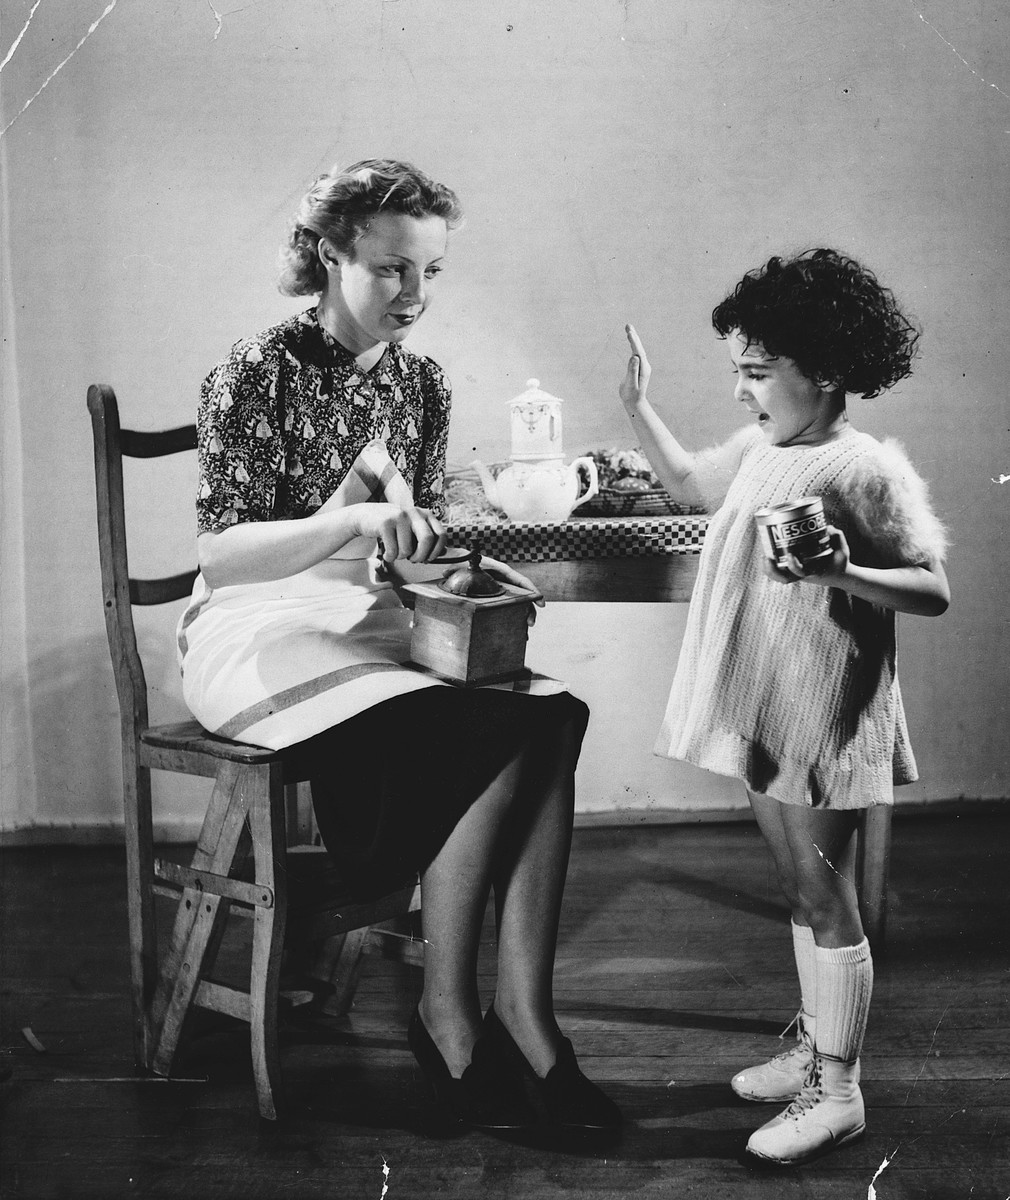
[791,920,817,1043]
[814,938,873,1066]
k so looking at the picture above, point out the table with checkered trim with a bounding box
[444,514,708,602]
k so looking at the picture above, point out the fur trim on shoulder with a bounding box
[839,437,949,565]
[692,425,761,513]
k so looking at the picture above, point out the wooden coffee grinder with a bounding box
[403,544,542,686]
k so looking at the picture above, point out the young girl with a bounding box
[618,249,949,1165]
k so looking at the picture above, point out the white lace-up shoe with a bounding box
[746,1056,865,1165]
[731,1033,814,1103]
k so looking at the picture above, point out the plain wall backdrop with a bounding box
[2,0,1007,835]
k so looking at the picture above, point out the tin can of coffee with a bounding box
[754,497,833,568]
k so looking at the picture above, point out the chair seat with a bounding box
[141,720,283,764]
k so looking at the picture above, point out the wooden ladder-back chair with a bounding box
[87,384,423,1119]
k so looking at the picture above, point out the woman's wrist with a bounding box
[335,502,368,541]
[319,502,390,550]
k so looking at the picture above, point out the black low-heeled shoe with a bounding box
[407,1007,537,1130]
[483,1004,623,1132]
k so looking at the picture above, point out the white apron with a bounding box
[177,441,563,750]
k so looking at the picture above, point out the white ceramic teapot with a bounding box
[471,379,599,523]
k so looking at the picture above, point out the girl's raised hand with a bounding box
[620,324,652,411]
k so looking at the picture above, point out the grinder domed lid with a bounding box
[439,545,505,598]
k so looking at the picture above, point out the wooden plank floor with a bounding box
[2,811,1008,1199]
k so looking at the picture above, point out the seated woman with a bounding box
[177,158,620,1133]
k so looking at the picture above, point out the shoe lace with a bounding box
[778,1008,802,1039]
[769,1037,813,1068]
[780,1058,824,1120]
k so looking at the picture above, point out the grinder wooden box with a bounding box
[403,579,541,686]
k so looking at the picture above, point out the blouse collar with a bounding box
[308,306,401,376]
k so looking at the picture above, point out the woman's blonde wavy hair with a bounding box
[277,158,463,297]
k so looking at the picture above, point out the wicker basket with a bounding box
[578,488,699,518]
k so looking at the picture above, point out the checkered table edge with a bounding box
[445,515,708,562]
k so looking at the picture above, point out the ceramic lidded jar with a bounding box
[509,378,564,461]
[470,377,599,522]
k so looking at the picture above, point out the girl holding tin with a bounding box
[618,249,949,1165]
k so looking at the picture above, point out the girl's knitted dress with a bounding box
[656,426,947,809]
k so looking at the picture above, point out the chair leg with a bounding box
[247,762,287,1120]
[285,780,319,846]
[857,805,893,950]
[122,747,158,1071]
[149,762,251,1076]
[312,928,372,1018]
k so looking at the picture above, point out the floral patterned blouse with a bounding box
[196,308,452,533]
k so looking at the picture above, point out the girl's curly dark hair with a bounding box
[278,158,464,297]
[711,249,920,397]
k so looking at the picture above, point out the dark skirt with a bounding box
[284,688,590,898]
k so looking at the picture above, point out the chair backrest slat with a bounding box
[121,426,197,458]
[130,571,200,607]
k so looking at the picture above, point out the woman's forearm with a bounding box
[198,507,364,587]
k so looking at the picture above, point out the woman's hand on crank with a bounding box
[762,525,851,586]
[357,503,447,564]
